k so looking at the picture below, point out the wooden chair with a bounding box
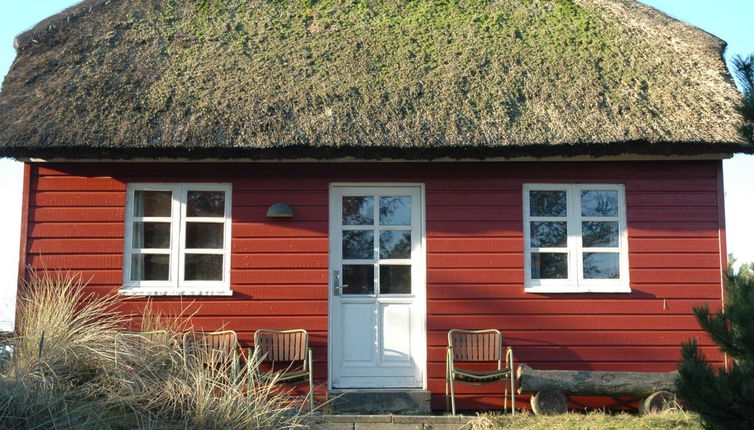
[115,330,171,368]
[183,330,240,380]
[252,329,314,412]
[446,329,515,415]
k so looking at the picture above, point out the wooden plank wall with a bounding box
[23,161,726,411]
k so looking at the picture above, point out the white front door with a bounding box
[329,185,426,389]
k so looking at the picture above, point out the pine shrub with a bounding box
[677,260,754,430]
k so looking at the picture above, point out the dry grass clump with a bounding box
[0,270,308,429]
[470,409,703,430]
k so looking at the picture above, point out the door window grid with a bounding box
[341,194,413,296]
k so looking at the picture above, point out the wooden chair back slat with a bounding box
[115,330,172,365]
[183,331,238,364]
[449,329,502,362]
[254,329,308,362]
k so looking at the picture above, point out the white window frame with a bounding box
[120,183,232,296]
[523,183,630,293]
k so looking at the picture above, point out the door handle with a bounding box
[333,270,346,296]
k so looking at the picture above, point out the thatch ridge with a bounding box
[0,0,751,159]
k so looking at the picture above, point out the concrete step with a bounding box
[327,390,432,415]
[309,414,474,430]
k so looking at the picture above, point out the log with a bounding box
[530,389,568,416]
[517,365,678,397]
[639,391,680,416]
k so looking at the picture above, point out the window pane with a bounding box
[380,230,411,259]
[530,222,567,247]
[380,197,411,225]
[530,191,567,217]
[134,191,172,217]
[342,265,374,294]
[343,230,374,259]
[581,190,618,217]
[132,222,170,249]
[531,253,568,279]
[380,265,411,294]
[184,254,223,280]
[131,254,170,281]
[583,253,620,279]
[343,197,374,225]
[187,191,225,217]
[186,222,224,249]
[582,222,619,247]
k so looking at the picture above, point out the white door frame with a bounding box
[327,183,427,390]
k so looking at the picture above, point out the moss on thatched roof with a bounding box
[0,0,751,160]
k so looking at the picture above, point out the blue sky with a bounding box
[0,1,752,327]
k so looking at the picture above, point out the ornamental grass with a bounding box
[0,269,309,429]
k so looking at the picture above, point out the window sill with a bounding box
[525,285,631,294]
[118,288,233,297]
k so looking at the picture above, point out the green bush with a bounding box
[676,259,754,430]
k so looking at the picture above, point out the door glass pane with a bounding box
[581,190,618,217]
[132,222,170,249]
[582,221,619,247]
[186,222,224,249]
[134,191,172,217]
[380,265,411,294]
[529,191,567,217]
[342,265,374,294]
[131,254,169,281]
[379,230,411,259]
[185,254,223,280]
[583,253,620,279]
[530,222,567,247]
[343,197,374,225]
[379,197,411,225]
[187,191,226,217]
[531,253,568,279]
[343,230,374,259]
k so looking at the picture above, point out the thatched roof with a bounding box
[0,0,751,160]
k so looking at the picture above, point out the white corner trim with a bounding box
[118,288,233,297]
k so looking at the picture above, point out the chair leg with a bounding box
[505,386,508,412]
[233,350,240,383]
[308,349,314,413]
[510,374,516,416]
[449,373,456,415]
[246,348,255,404]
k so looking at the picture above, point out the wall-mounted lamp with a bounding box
[266,202,294,218]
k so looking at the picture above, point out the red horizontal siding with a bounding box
[629,222,718,237]
[23,160,725,412]
[427,299,719,315]
[427,238,523,252]
[628,238,719,252]
[425,330,715,347]
[428,283,724,300]
[626,192,718,207]
[28,238,123,254]
[33,191,125,207]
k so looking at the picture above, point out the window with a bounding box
[120,183,232,296]
[523,184,629,293]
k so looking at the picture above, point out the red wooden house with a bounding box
[1,0,751,412]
